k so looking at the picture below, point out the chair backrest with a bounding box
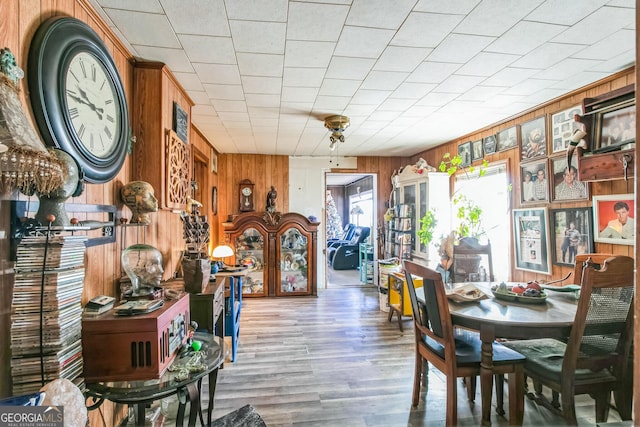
[403,260,456,364]
[341,223,356,241]
[348,226,370,245]
[452,239,494,282]
[572,253,616,286]
[564,255,634,376]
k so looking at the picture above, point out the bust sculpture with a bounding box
[121,181,158,225]
[266,185,277,212]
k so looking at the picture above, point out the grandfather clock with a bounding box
[239,179,255,212]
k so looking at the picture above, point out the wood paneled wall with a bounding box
[411,68,636,284]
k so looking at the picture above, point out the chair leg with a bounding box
[551,391,560,409]
[445,374,458,426]
[508,367,525,426]
[411,351,422,407]
[560,391,578,426]
[495,374,504,415]
[464,376,477,402]
[594,391,612,423]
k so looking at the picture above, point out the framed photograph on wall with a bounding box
[595,99,635,151]
[483,134,497,155]
[593,194,635,245]
[551,105,583,153]
[513,207,551,275]
[458,141,472,167]
[173,102,188,143]
[550,154,588,201]
[549,207,593,266]
[496,126,518,152]
[520,159,549,203]
[471,139,483,161]
[520,116,546,161]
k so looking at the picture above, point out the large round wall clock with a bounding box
[28,16,130,184]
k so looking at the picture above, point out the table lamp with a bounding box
[212,244,234,270]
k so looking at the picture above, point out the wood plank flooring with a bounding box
[193,270,624,426]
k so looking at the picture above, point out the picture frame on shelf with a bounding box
[595,99,635,152]
[593,194,635,245]
[519,116,547,161]
[458,141,471,167]
[520,158,548,203]
[513,207,551,275]
[496,126,518,152]
[550,154,588,202]
[471,139,483,161]
[551,105,583,153]
[483,134,497,155]
[173,102,188,143]
[549,207,593,267]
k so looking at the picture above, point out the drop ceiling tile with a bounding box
[550,71,612,91]
[407,61,461,83]
[551,6,634,45]
[457,85,506,101]
[438,100,484,113]
[188,91,211,104]
[100,0,163,12]
[325,57,376,80]
[230,21,286,54]
[245,94,281,107]
[283,68,326,87]
[511,42,585,69]
[247,107,280,118]
[351,90,391,105]
[435,75,485,93]
[361,71,409,91]
[391,12,462,48]
[218,111,250,122]
[486,21,567,55]
[346,0,416,29]
[503,78,558,96]
[134,47,195,73]
[191,105,218,117]
[428,34,495,63]
[173,72,205,91]
[284,41,336,67]
[415,92,459,107]
[572,29,635,61]
[373,46,432,72]
[105,9,180,47]
[456,52,519,77]
[481,67,539,87]
[211,99,248,112]
[194,63,241,84]
[390,82,437,99]
[162,0,230,36]
[482,94,527,108]
[589,50,635,73]
[280,102,315,115]
[334,27,395,58]
[236,53,284,77]
[250,119,279,128]
[241,76,282,94]
[413,0,480,14]
[455,0,543,37]
[179,35,236,64]
[313,96,351,111]
[224,0,288,21]
[403,103,439,118]
[377,98,415,112]
[344,104,378,115]
[287,2,349,41]
[524,0,607,26]
[319,79,361,97]
[533,58,602,81]
[281,87,319,103]
[203,84,245,100]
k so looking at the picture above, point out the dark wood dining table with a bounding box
[447,282,579,426]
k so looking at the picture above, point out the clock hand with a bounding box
[75,86,104,119]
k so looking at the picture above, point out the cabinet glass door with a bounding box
[277,226,309,295]
[234,227,266,296]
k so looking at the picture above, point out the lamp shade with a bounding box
[212,245,234,258]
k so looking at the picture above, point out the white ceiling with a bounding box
[87,0,636,157]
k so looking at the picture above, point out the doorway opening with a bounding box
[325,173,377,288]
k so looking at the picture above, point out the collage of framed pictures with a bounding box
[551,105,583,153]
[513,208,551,274]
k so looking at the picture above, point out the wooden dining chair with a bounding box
[402,260,526,425]
[503,255,634,425]
[452,239,494,282]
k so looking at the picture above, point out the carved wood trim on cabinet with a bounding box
[165,129,191,209]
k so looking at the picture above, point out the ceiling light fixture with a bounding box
[324,115,350,145]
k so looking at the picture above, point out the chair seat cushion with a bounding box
[502,338,616,384]
[424,330,525,366]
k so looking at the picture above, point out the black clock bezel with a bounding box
[28,16,129,184]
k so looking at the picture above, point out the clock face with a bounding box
[242,187,252,196]
[65,52,120,158]
[28,17,130,184]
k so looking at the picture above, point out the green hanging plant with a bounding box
[417,209,438,247]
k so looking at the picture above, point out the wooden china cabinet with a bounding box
[222,212,319,297]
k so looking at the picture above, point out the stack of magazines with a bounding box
[10,234,87,394]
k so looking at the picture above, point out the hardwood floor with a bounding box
[195,270,624,426]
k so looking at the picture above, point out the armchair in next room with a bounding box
[328,226,370,270]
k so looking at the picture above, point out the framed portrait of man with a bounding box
[550,155,588,202]
[593,194,635,245]
[520,116,546,161]
[549,207,593,266]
